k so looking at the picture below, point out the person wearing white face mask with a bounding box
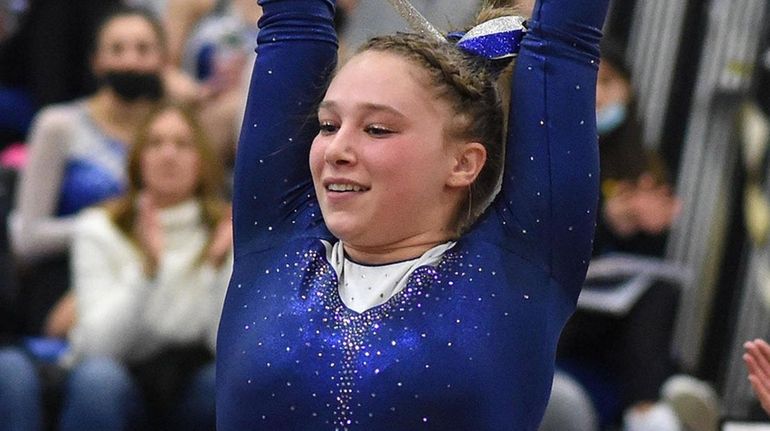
[595,41,632,139]
[594,40,681,249]
[548,41,719,431]
[597,100,628,136]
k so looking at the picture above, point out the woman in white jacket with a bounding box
[60,101,232,431]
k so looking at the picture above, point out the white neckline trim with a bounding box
[321,240,456,313]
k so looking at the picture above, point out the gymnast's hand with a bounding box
[744,338,770,416]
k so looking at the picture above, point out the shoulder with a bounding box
[27,102,88,152]
[30,101,85,134]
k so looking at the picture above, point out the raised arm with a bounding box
[232,0,337,256]
[491,0,609,292]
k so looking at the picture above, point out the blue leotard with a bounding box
[217,0,609,429]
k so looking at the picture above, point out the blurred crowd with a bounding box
[0,1,766,430]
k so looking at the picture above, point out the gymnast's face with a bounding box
[310,51,468,262]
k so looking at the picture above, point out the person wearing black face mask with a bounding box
[9,6,168,347]
[101,70,164,102]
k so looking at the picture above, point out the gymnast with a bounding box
[216,0,610,429]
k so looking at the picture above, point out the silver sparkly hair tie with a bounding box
[385,0,445,42]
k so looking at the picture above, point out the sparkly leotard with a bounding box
[216,0,609,430]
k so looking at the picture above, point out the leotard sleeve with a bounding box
[231,0,337,257]
[476,0,609,296]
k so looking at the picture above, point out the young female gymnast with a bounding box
[216,0,609,429]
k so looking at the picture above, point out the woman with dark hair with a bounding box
[216,0,609,429]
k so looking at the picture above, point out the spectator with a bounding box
[547,41,717,431]
[593,41,680,256]
[59,101,231,430]
[9,6,167,335]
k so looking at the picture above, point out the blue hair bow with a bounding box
[449,16,527,60]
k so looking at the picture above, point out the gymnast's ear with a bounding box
[446,142,486,188]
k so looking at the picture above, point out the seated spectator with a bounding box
[544,41,719,431]
[593,41,680,256]
[9,6,167,336]
[58,101,231,430]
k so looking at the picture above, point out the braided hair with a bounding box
[356,5,518,234]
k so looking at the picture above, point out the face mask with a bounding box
[102,71,163,102]
[596,102,627,135]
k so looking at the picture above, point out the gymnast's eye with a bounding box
[364,125,394,137]
[318,121,338,135]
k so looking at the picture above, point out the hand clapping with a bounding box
[135,193,165,276]
[744,338,770,416]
